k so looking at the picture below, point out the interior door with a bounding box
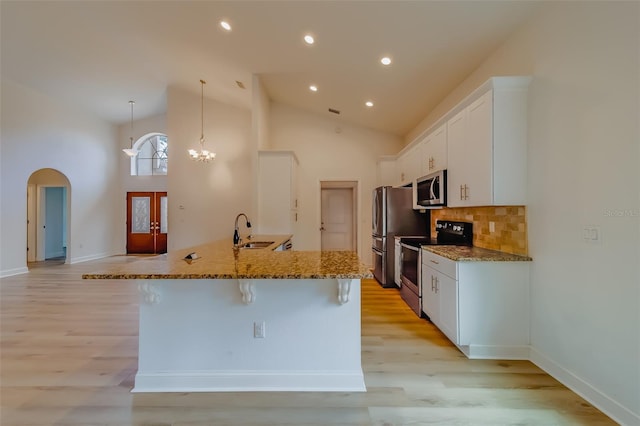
[321,188,354,251]
[126,192,167,254]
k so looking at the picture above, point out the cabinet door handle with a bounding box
[431,275,435,291]
[464,184,469,200]
[460,185,464,200]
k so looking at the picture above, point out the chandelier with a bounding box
[188,79,216,162]
[122,100,139,157]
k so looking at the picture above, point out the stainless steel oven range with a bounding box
[399,220,473,317]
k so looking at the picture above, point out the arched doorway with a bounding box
[27,169,71,266]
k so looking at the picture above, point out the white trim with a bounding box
[132,370,366,393]
[69,252,114,264]
[460,344,530,360]
[27,184,37,262]
[318,179,360,256]
[0,267,30,278]
[32,180,71,264]
[530,347,640,426]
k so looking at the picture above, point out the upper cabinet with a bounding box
[377,76,530,203]
[447,77,530,207]
[258,151,299,235]
[396,144,421,187]
[420,123,447,175]
[376,156,397,187]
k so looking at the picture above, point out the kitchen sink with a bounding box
[240,241,274,249]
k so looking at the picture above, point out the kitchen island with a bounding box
[83,235,372,393]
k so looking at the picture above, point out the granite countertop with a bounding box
[83,234,372,280]
[422,245,533,262]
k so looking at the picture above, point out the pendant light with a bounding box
[122,100,139,157]
[188,79,216,162]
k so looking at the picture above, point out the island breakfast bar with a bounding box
[83,235,372,393]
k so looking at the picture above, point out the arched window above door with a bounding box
[129,133,168,176]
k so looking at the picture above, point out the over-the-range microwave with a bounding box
[413,170,447,207]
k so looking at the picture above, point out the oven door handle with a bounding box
[400,243,419,252]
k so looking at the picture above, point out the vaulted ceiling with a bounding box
[1,1,541,136]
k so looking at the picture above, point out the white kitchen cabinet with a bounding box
[447,77,530,207]
[421,253,457,344]
[376,156,397,187]
[420,123,447,175]
[257,151,299,235]
[421,249,530,360]
[274,238,293,251]
[396,144,421,187]
[394,237,401,287]
[421,263,440,326]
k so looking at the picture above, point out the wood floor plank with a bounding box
[0,257,616,425]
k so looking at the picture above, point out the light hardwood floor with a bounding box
[1,257,616,425]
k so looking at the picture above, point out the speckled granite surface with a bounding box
[422,245,533,262]
[83,235,372,280]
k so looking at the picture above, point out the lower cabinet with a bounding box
[394,238,401,287]
[421,257,457,345]
[421,249,530,360]
[274,239,293,251]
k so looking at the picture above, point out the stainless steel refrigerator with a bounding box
[372,186,429,287]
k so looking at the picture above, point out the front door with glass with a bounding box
[126,192,167,254]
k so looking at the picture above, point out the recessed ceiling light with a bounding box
[304,34,315,45]
[365,101,374,107]
[309,85,318,92]
[220,20,232,31]
[380,56,392,66]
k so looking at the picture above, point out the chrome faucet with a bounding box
[233,213,252,247]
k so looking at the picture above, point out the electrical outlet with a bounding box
[254,321,266,338]
[489,221,495,233]
[583,226,602,244]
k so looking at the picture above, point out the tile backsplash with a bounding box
[431,206,528,256]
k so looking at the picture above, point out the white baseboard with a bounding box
[69,252,112,264]
[0,266,29,278]
[132,370,367,393]
[460,344,530,360]
[530,347,639,426]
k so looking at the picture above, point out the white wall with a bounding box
[252,75,271,151]
[117,114,167,253]
[407,2,640,423]
[166,86,253,251]
[269,103,403,260]
[0,79,121,276]
[251,75,271,231]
